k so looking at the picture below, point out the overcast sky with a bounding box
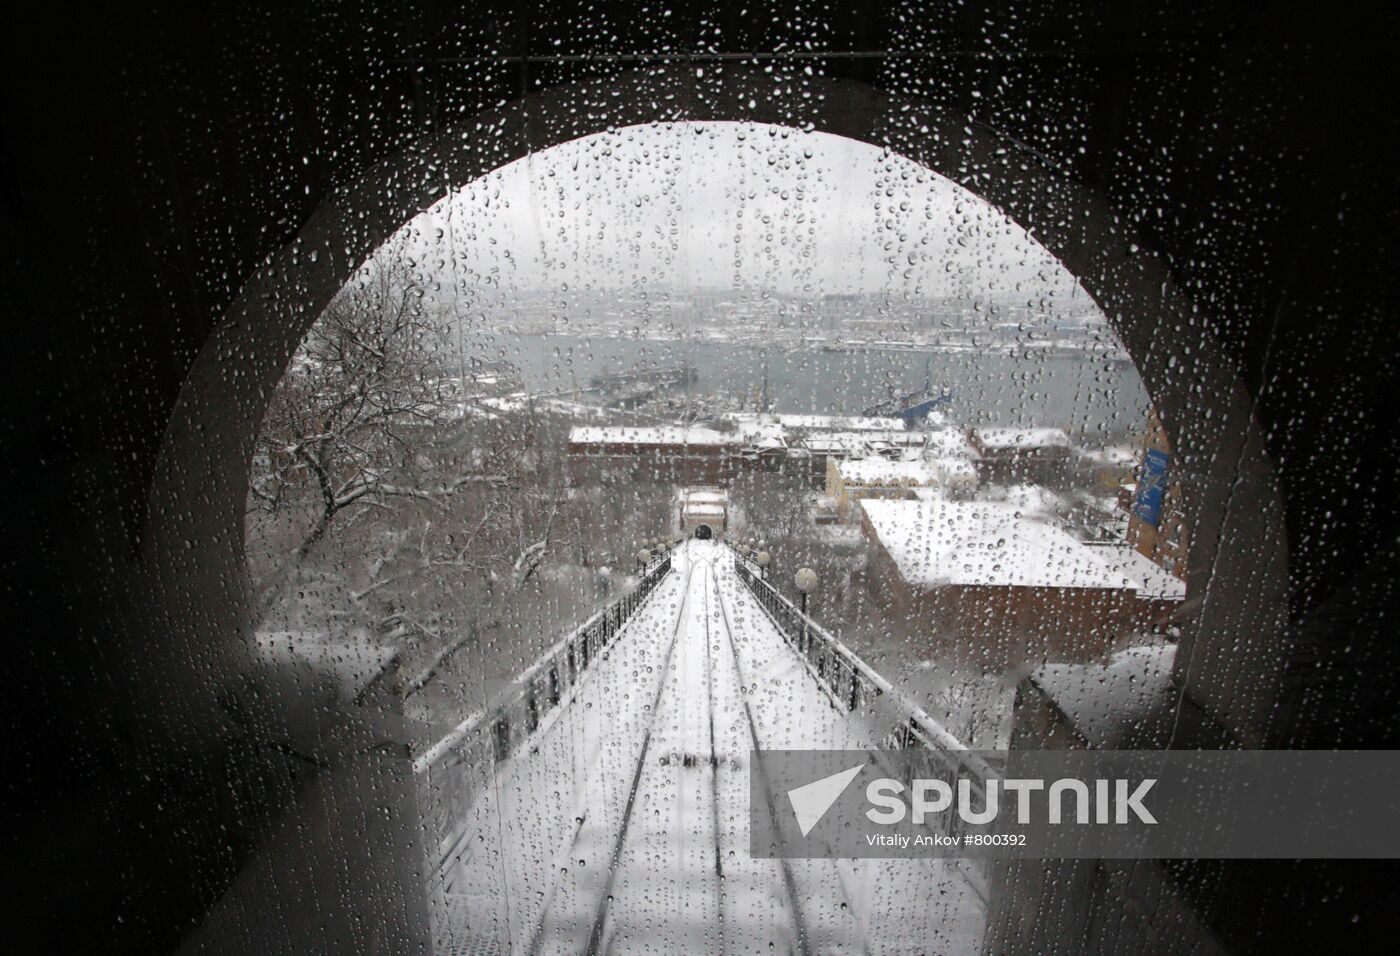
[391,121,1091,306]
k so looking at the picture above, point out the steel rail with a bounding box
[706,562,814,956]
[580,556,702,955]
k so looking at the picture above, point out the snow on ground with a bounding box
[816,523,866,547]
[836,457,938,486]
[538,397,611,420]
[1030,642,1178,747]
[255,629,395,702]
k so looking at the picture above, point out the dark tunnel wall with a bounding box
[3,2,1398,951]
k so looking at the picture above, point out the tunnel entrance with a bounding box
[233,120,1252,951]
[152,71,1289,956]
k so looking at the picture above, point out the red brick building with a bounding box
[968,426,1074,487]
[566,426,738,485]
[860,498,1174,664]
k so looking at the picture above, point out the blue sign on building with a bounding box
[1133,448,1170,527]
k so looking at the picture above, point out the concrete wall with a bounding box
[971,450,1075,489]
[567,444,731,486]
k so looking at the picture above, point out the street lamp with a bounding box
[794,566,818,651]
[795,567,817,611]
[637,548,651,572]
[756,551,771,581]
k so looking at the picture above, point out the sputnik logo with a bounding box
[786,764,864,837]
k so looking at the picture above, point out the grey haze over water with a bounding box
[486,333,1148,442]
[394,121,1146,439]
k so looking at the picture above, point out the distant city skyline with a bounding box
[390,122,1098,314]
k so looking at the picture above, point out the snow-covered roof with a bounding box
[804,430,949,457]
[733,421,787,448]
[779,414,906,432]
[971,426,1072,451]
[725,412,906,433]
[921,428,977,460]
[1083,544,1187,600]
[932,458,979,481]
[853,430,929,445]
[1077,444,1139,466]
[860,498,1140,591]
[479,395,527,412]
[836,458,939,486]
[681,488,729,503]
[803,434,869,455]
[569,425,737,447]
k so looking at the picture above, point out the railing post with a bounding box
[492,716,510,763]
[799,591,809,652]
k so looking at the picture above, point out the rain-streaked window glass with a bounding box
[246,123,1178,952]
[15,3,1400,952]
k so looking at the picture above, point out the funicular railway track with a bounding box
[426,541,986,955]
[575,551,808,954]
[574,559,698,954]
[705,561,817,956]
